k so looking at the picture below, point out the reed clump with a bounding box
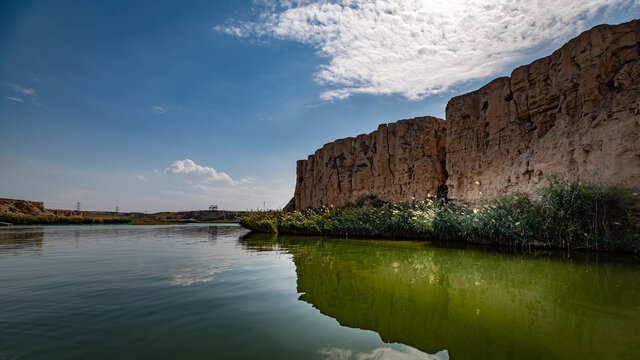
[240,178,638,251]
[0,214,132,225]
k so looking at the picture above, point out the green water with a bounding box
[0,225,638,359]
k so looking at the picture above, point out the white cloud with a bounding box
[137,175,147,181]
[163,159,292,209]
[166,159,238,185]
[153,105,167,114]
[217,0,637,100]
[5,82,35,95]
[6,96,23,102]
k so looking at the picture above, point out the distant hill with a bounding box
[0,198,246,222]
[0,198,54,217]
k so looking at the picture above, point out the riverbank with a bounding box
[0,215,240,226]
[0,198,247,224]
[130,219,239,225]
[0,214,132,225]
[240,178,639,252]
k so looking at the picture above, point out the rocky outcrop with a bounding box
[293,117,447,210]
[0,198,54,216]
[446,20,640,202]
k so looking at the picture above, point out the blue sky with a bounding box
[1,0,637,211]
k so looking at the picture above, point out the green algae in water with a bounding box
[242,234,640,360]
[0,225,638,359]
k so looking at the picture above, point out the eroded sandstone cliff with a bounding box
[293,117,447,210]
[446,20,640,201]
[291,21,639,211]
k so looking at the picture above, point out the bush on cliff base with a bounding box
[536,177,635,248]
[240,178,638,250]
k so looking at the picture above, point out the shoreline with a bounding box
[240,179,640,253]
[0,215,240,226]
[240,225,640,254]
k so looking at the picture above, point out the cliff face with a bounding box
[292,21,639,211]
[294,116,447,210]
[446,20,640,201]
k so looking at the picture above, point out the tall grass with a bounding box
[240,178,638,251]
[536,178,635,249]
[0,214,133,225]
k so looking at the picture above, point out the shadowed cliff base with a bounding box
[241,178,640,252]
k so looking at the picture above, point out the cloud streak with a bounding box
[153,105,167,114]
[5,82,36,95]
[217,0,637,100]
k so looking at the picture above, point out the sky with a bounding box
[0,0,638,212]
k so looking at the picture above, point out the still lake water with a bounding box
[0,224,639,360]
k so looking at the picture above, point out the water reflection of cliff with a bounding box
[240,233,640,360]
[0,228,44,253]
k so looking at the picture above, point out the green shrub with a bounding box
[536,177,635,249]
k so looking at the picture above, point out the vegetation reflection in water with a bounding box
[241,233,640,360]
